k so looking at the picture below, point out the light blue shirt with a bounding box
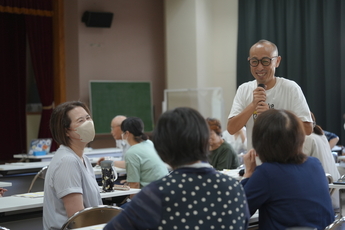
[125,140,168,187]
[43,145,102,230]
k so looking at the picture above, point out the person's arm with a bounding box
[227,87,267,134]
[227,104,256,135]
[238,128,246,144]
[329,137,339,149]
[62,193,84,217]
[240,150,270,215]
[127,182,140,198]
[114,160,125,168]
[125,151,141,199]
[0,188,7,197]
[242,149,257,179]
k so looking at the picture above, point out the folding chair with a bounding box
[60,205,122,230]
[28,166,48,193]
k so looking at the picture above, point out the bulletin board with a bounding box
[89,81,153,134]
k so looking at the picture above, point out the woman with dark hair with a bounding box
[241,109,334,230]
[206,117,239,170]
[120,117,168,190]
[104,107,249,230]
[303,112,340,208]
[43,101,102,230]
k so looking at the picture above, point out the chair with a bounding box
[324,217,345,230]
[28,166,48,193]
[0,226,10,230]
[60,205,122,230]
[326,173,336,196]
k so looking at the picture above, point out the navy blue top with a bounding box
[104,167,250,230]
[241,156,334,230]
[323,130,338,142]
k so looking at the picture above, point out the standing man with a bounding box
[227,39,312,150]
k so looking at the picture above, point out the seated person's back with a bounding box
[104,107,250,230]
[121,117,168,189]
[125,139,168,188]
[241,109,334,230]
[303,112,340,208]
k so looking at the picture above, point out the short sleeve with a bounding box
[125,150,141,183]
[289,82,312,123]
[53,156,83,198]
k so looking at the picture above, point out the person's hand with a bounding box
[252,86,266,107]
[120,180,127,185]
[0,188,8,197]
[256,101,269,115]
[243,149,257,178]
[97,157,105,165]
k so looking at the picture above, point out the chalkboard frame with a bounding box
[89,81,154,134]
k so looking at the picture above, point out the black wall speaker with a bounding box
[82,11,113,28]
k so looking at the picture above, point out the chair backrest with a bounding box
[60,205,122,230]
[28,166,48,193]
[324,217,345,230]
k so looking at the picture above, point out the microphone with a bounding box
[253,84,265,121]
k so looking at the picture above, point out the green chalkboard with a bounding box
[90,81,153,134]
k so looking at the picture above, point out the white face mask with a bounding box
[75,120,95,143]
[115,139,126,149]
[121,132,130,146]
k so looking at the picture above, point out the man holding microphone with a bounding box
[227,39,312,150]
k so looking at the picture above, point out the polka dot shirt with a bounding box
[104,166,250,230]
[156,168,249,230]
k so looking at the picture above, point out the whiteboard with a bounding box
[163,87,225,128]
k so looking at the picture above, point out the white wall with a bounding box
[64,0,165,120]
[165,0,238,128]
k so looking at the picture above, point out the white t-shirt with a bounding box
[43,145,102,230]
[303,133,340,208]
[229,77,312,149]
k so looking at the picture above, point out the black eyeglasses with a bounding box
[248,56,278,67]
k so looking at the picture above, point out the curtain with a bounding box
[25,9,54,146]
[0,12,27,160]
[0,0,55,160]
[237,0,345,145]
